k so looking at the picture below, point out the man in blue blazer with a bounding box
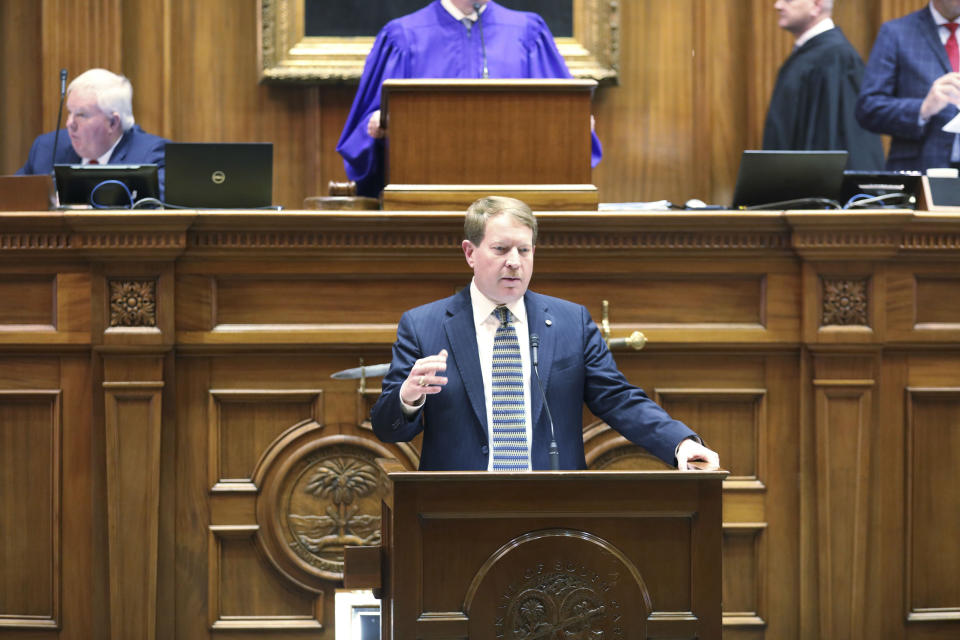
[856,1,960,171]
[370,196,720,472]
[16,68,168,197]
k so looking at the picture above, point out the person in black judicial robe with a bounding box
[763,2,884,170]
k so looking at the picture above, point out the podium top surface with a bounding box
[382,78,599,93]
[377,465,727,484]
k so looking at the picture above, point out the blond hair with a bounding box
[464,196,538,245]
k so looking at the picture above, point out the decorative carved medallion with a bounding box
[109,280,157,327]
[499,562,614,639]
[465,529,651,639]
[821,278,868,326]
[285,454,382,578]
[256,430,393,589]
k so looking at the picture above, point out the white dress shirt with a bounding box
[83,133,123,165]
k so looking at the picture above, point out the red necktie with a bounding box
[946,23,959,72]
[88,159,99,164]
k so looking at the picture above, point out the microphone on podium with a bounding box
[530,333,559,470]
[50,69,68,194]
[472,2,489,78]
[51,69,68,173]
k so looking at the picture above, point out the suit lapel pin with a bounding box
[545,319,552,326]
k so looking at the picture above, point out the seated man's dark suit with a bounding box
[856,7,956,171]
[370,287,698,471]
[16,125,169,197]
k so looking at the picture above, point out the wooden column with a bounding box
[102,355,165,640]
[89,237,179,639]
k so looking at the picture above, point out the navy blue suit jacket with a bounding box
[856,7,956,171]
[16,125,169,197]
[370,287,698,471]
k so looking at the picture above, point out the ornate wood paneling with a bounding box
[0,354,97,638]
[811,355,876,640]
[0,276,55,325]
[103,356,164,640]
[0,209,959,640]
[887,264,960,344]
[905,388,960,622]
[0,389,61,629]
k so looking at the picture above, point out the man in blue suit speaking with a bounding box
[856,0,960,171]
[17,68,168,196]
[370,196,720,472]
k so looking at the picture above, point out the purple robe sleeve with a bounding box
[335,25,408,196]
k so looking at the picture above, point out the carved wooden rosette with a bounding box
[821,278,869,326]
[254,426,394,591]
[108,279,158,327]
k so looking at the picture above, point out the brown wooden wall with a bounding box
[2,208,960,640]
[0,0,925,209]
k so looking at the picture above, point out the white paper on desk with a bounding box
[943,111,960,132]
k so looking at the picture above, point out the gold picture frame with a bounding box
[258,0,619,83]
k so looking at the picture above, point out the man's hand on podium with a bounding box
[676,438,720,471]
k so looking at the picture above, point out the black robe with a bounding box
[763,27,884,170]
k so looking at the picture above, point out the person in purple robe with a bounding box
[336,0,603,197]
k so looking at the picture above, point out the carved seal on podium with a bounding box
[464,529,652,639]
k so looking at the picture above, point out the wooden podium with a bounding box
[380,78,599,211]
[346,463,725,640]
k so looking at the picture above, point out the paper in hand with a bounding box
[943,111,960,133]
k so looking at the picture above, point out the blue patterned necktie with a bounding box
[490,305,528,470]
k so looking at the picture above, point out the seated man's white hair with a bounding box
[67,68,136,131]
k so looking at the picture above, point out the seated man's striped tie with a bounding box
[491,305,528,470]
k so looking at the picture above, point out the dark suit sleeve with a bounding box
[370,309,426,443]
[15,136,46,175]
[578,305,697,465]
[150,139,167,200]
[134,131,168,199]
[856,22,928,141]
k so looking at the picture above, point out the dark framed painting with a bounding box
[259,0,619,82]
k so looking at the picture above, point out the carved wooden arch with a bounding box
[582,419,673,470]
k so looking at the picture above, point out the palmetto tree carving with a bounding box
[300,457,380,548]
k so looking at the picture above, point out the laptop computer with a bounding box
[164,142,273,208]
[731,150,848,209]
[54,164,160,208]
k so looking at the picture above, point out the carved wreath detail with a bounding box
[502,572,608,639]
[822,278,868,326]
[109,280,157,327]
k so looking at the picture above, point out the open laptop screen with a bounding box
[54,164,159,208]
[731,150,848,209]
[164,142,273,208]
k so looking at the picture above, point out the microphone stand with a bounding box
[530,334,559,470]
[50,69,68,203]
